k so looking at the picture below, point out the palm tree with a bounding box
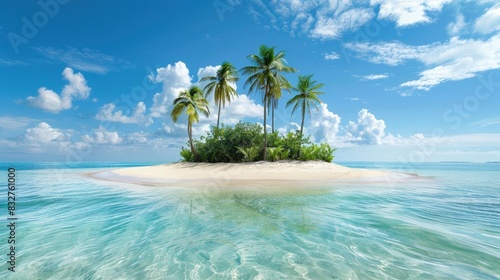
[171,86,210,162]
[286,74,324,136]
[241,45,296,160]
[201,61,239,129]
[268,73,294,133]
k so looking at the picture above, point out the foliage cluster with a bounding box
[180,122,336,163]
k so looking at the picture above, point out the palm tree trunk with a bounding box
[188,122,199,162]
[263,95,268,161]
[271,101,275,133]
[300,101,305,136]
[217,99,221,129]
[298,101,306,159]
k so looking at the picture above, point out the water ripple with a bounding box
[1,166,499,279]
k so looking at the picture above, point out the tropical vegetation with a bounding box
[171,85,210,162]
[286,74,324,137]
[240,45,297,160]
[200,61,239,129]
[171,44,335,163]
[179,123,336,163]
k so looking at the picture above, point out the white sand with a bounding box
[91,161,389,188]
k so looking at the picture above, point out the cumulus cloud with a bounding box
[96,102,153,126]
[277,122,301,135]
[371,0,452,27]
[474,3,500,34]
[283,106,391,147]
[196,65,220,89]
[149,61,192,118]
[346,109,386,144]
[218,94,263,124]
[309,103,342,143]
[151,62,262,138]
[26,68,91,113]
[25,122,66,143]
[82,126,123,144]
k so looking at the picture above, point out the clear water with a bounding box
[0,162,499,279]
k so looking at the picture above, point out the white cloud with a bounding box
[25,122,65,143]
[96,102,153,126]
[0,58,26,66]
[152,63,260,137]
[285,106,390,148]
[150,61,192,118]
[447,13,466,36]
[0,116,38,132]
[309,103,342,143]
[34,47,133,74]
[470,116,500,127]
[474,3,500,34]
[277,122,300,135]
[249,0,460,40]
[324,52,341,60]
[196,65,220,89]
[402,35,500,90]
[346,34,500,90]
[359,73,389,80]
[82,126,123,144]
[311,7,374,39]
[218,94,263,124]
[26,68,91,113]
[333,133,500,162]
[370,0,452,27]
[346,109,387,144]
[344,41,427,66]
[127,132,148,143]
[249,0,374,39]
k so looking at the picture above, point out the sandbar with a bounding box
[90,161,391,189]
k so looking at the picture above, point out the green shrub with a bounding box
[179,148,193,162]
[267,146,289,162]
[192,122,263,163]
[180,122,335,163]
[237,146,260,162]
[299,143,336,162]
[317,143,336,162]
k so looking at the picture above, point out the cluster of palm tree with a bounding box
[171,44,325,162]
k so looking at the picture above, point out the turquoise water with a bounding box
[0,162,499,279]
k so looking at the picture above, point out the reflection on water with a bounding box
[180,189,321,235]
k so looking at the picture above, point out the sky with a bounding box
[1,0,499,163]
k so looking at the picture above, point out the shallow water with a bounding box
[0,162,499,279]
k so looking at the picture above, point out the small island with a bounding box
[92,122,389,189]
[93,45,389,188]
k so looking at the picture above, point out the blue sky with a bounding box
[1,0,499,162]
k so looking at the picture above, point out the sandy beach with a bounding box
[91,161,390,189]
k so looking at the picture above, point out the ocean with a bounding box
[0,162,499,279]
